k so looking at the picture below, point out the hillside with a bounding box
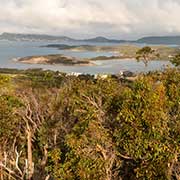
[0,68,179,180]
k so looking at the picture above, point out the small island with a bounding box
[18,54,92,66]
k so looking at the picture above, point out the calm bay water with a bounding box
[0,40,171,74]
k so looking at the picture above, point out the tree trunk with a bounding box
[0,166,4,180]
[27,130,34,180]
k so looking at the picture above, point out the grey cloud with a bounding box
[0,0,180,39]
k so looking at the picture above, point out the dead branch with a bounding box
[15,147,23,176]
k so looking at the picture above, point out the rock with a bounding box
[123,71,135,77]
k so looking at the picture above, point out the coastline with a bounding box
[42,44,176,61]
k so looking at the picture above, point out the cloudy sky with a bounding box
[1,0,180,39]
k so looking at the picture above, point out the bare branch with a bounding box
[15,147,23,176]
[0,161,23,180]
[45,174,50,180]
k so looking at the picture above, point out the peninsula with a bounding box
[43,44,180,60]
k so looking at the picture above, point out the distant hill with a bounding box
[83,36,126,43]
[0,32,75,42]
[1,32,180,45]
[0,33,126,43]
[136,36,180,45]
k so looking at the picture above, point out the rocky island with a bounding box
[18,54,92,66]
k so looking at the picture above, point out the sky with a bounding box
[1,0,180,39]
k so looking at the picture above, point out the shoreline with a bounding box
[15,55,170,67]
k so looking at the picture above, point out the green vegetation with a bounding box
[0,67,180,180]
[136,46,160,66]
[171,54,180,67]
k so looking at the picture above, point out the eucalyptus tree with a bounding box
[136,46,160,66]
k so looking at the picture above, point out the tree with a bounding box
[0,68,180,180]
[170,54,180,67]
[136,46,159,67]
[114,76,176,179]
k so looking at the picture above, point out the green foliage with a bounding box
[0,94,23,154]
[0,74,10,85]
[114,77,171,179]
[0,68,180,180]
[136,46,159,66]
[170,54,180,67]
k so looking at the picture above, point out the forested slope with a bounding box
[0,68,179,180]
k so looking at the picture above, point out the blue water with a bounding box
[0,40,172,74]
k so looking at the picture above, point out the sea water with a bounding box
[0,40,171,74]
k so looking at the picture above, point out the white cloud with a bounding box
[0,0,180,39]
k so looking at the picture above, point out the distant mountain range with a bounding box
[82,36,126,43]
[0,32,75,42]
[1,32,180,45]
[136,36,180,45]
[0,33,127,43]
